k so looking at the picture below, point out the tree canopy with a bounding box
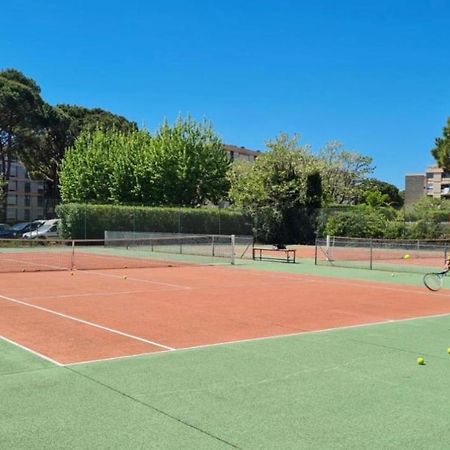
[431,117,450,170]
[0,68,45,220]
[59,117,231,207]
[317,141,374,205]
[229,134,322,243]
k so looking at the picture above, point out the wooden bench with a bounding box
[252,247,296,263]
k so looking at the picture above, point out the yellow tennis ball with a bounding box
[391,273,395,277]
[417,357,425,365]
[447,348,450,354]
[403,254,411,259]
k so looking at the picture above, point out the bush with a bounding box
[56,203,252,239]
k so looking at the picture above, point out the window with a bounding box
[25,195,31,207]
[37,196,44,207]
[24,209,30,221]
[24,182,31,193]
[7,194,17,205]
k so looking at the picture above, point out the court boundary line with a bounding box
[226,267,450,298]
[23,288,183,301]
[1,335,63,366]
[77,270,192,290]
[0,293,175,351]
[67,310,450,366]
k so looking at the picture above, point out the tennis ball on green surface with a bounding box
[417,357,425,365]
[391,273,395,277]
[447,348,450,354]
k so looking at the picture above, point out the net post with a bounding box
[212,235,215,257]
[71,240,75,270]
[369,239,373,270]
[314,237,318,265]
[231,234,236,265]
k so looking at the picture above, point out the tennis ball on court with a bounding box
[391,273,395,277]
[417,357,425,365]
[403,254,411,259]
[447,348,450,354]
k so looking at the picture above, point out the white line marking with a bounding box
[0,335,63,366]
[68,310,450,366]
[0,255,70,271]
[227,267,450,298]
[77,270,192,290]
[23,288,180,301]
[65,349,172,366]
[0,294,175,351]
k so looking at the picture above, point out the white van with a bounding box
[22,219,60,239]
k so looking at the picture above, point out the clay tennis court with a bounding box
[2,262,450,365]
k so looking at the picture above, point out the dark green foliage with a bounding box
[0,69,46,220]
[229,134,322,244]
[56,203,252,239]
[56,104,137,140]
[357,178,403,208]
[431,117,450,170]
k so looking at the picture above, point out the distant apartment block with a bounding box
[224,144,260,162]
[4,161,46,222]
[405,165,450,205]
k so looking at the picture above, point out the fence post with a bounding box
[314,238,318,265]
[231,234,236,265]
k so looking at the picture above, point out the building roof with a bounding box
[223,144,261,157]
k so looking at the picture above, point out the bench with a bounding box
[252,247,296,263]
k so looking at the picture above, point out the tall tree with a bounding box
[431,117,450,170]
[317,141,374,205]
[20,103,138,208]
[229,133,321,243]
[148,117,230,206]
[356,178,403,208]
[0,69,44,220]
[59,117,230,207]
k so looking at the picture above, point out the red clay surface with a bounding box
[2,265,450,364]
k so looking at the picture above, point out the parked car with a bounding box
[0,220,45,238]
[0,224,10,239]
[22,219,60,239]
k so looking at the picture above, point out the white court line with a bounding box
[0,256,69,271]
[23,288,182,301]
[77,270,192,290]
[224,266,450,298]
[1,335,63,366]
[0,293,174,351]
[68,310,450,366]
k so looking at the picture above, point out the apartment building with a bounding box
[4,161,46,222]
[405,165,450,205]
[224,144,260,162]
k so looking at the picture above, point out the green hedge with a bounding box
[56,203,253,239]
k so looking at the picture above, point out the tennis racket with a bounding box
[423,270,448,292]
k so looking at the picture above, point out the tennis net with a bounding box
[0,234,253,274]
[315,235,449,273]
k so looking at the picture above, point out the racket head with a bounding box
[423,273,444,291]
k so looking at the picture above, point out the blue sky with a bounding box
[2,0,450,188]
